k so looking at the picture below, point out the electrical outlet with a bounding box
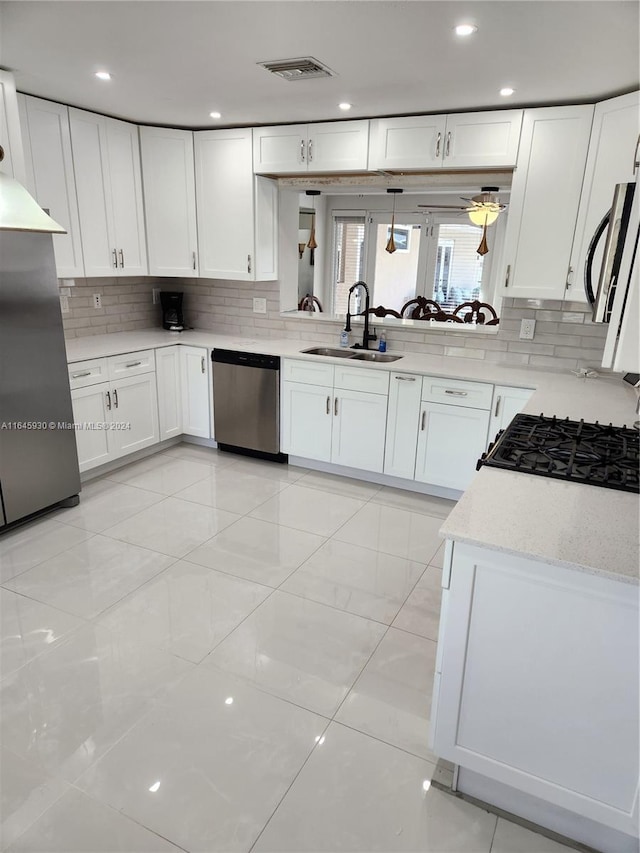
[93,293,102,309]
[152,288,161,305]
[519,318,536,340]
[60,295,69,314]
[253,297,267,314]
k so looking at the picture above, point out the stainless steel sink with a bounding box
[301,347,356,358]
[350,352,403,362]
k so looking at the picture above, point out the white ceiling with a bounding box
[1,1,638,129]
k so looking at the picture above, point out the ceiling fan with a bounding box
[417,186,507,256]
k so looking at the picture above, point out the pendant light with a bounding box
[466,187,505,256]
[476,212,490,256]
[385,188,403,254]
[0,146,66,233]
[306,189,320,250]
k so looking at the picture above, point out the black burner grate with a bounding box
[478,414,640,494]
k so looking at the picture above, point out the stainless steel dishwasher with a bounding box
[211,349,285,461]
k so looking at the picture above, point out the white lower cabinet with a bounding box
[489,385,534,438]
[281,381,334,462]
[70,383,112,471]
[383,373,422,479]
[156,346,183,440]
[431,542,639,839]
[331,389,388,473]
[415,402,490,492]
[111,373,159,456]
[180,346,210,438]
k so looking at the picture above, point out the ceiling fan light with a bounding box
[468,207,500,227]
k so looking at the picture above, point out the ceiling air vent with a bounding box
[258,57,335,81]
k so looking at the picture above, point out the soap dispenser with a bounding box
[378,330,387,353]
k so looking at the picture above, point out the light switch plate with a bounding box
[253,297,267,314]
[519,318,536,340]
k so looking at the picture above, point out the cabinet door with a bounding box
[281,381,332,461]
[415,402,490,492]
[368,115,446,170]
[331,389,388,473]
[500,106,594,300]
[156,346,183,440]
[71,383,113,472]
[0,69,26,182]
[195,128,256,280]
[443,110,523,169]
[180,346,210,438]
[105,117,147,276]
[140,126,198,277]
[489,386,534,440]
[18,95,85,278]
[69,107,118,276]
[110,373,159,458]
[307,121,370,172]
[252,124,307,174]
[568,91,640,303]
[383,373,422,479]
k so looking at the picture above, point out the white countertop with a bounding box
[65,328,639,583]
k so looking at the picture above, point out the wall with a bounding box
[60,277,162,338]
[173,278,610,373]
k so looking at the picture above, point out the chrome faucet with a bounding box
[344,281,377,350]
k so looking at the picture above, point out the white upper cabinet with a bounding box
[0,69,26,183]
[18,95,84,278]
[140,126,198,277]
[253,120,369,174]
[69,108,147,277]
[498,105,594,300]
[195,128,278,280]
[568,91,640,303]
[368,110,523,171]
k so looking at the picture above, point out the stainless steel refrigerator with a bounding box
[0,231,80,528]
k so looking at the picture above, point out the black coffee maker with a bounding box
[160,291,185,331]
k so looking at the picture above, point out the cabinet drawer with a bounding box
[107,349,156,380]
[421,376,493,410]
[283,359,334,387]
[68,358,108,389]
[334,364,390,395]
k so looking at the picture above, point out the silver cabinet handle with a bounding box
[445,131,451,157]
[334,397,338,416]
[421,410,426,431]
[118,249,124,268]
[308,139,313,162]
[112,249,118,268]
[633,133,640,175]
[435,132,441,158]
[565,265,574,290]
[494,395,502,417]
[395,375,416,382]
[72,371,91,378]
[106,390,111,411]
[326,395,331,415]
[113,388,118,409]
[504,264,511,288]
[201,356,205,374]
[247,254,252,274]
[125,361,142,368]
[300,138,305,162]
[444,389,468,396]
[192,251,196,270]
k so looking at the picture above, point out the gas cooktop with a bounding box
[478,414,639,494]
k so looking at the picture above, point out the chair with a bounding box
[298,294,323,312]
[401,296,445,320]
[360,305,402,319]
[452,300,499,325]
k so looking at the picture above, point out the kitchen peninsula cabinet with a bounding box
[368,110,523,171]
[140,126,199,277]
[195,128,278,280]
[18,94,85,278]
[498,105,594,300]
[253,120,370,174]
[69,108,148,277]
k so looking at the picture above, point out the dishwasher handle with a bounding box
[212,348,280,370]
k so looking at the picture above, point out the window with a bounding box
[365,214,427,314]
[430,221,489,311]
[331,215,365,315]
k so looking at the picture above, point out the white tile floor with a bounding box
[0,445,577,853]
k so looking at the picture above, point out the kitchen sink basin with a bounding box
[350,352,403,362]
[301,347,356,358]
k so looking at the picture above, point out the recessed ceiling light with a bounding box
[500,87,515,97]
[338,102,352,111]
[94,71,111,81]
[454,24,477,36]
[209,111,222,119]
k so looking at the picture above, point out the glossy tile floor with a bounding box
[0,444,576,853]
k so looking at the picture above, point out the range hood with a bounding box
[0,145,66,233]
